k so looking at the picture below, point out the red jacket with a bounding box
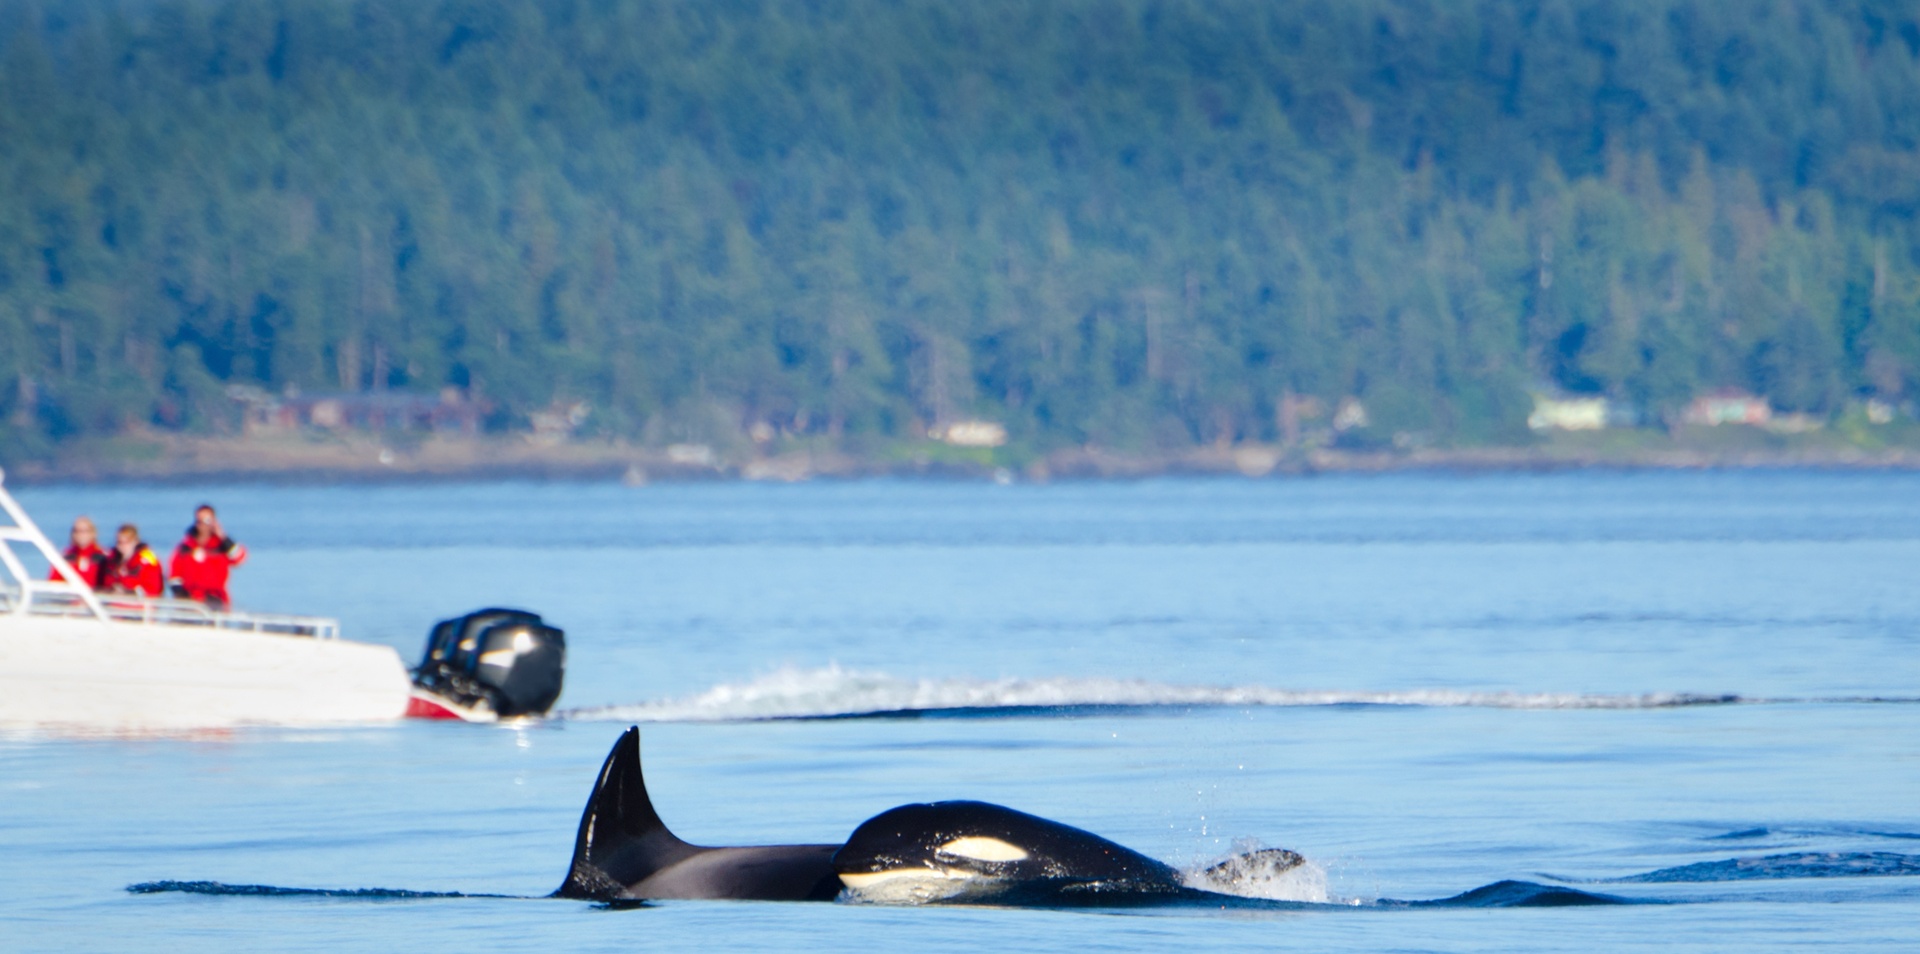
[170,531,247,606]
[106,543,165,597]
[50,544,109,590]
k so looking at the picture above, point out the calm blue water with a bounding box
[4,472,1918,950]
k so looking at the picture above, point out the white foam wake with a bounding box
[560,665,1740,722]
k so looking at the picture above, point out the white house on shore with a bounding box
[1528,394,1610,431]
[932,420,1009,448]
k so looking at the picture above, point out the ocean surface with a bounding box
[3,471,1918,950]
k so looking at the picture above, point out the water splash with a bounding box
[1181,840,1329,903]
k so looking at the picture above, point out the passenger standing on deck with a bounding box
[105,523,165,598]
[169,504,247,609]
[50,516,109,590]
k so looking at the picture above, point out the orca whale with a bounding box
[832,800,1207,904]
[551,727,843,902]
[538,727,1619,910]
[552,727,1312,906]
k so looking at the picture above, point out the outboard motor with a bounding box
[411,607,566,719]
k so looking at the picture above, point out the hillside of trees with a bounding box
[5,0,1920,462]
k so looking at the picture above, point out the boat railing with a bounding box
[0,468,340,640]
[101,597,341,639]
[0,583,341,639]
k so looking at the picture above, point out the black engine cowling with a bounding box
[412,607,566,718]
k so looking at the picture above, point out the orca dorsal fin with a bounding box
[553,727,703,899]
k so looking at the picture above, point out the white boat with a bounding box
[0,468,412,732]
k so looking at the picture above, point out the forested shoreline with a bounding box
[5,0,1920,465]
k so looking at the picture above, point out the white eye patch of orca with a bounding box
[937,836,1029,863]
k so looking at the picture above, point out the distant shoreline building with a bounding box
[229,385,485,434]
[1527,395,1610,431]
[931,420,1009,448]
[1680,391,1772,427]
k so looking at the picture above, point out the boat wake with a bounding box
[561,665,1750,723]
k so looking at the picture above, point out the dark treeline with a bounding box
[4,0,1920,457]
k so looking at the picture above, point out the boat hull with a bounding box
[0,616,411,732]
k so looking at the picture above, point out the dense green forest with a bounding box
[4,0,1920,459]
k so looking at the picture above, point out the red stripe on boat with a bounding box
[405,694,463,720]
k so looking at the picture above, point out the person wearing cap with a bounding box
[50,516,109,590]
[168,504,248,609]
[104,523,165,598]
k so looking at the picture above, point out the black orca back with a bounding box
[552,727,703,899]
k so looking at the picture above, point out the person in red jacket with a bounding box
[169,504,247,609]
[50,516,109,590]
[105,523,165,598]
